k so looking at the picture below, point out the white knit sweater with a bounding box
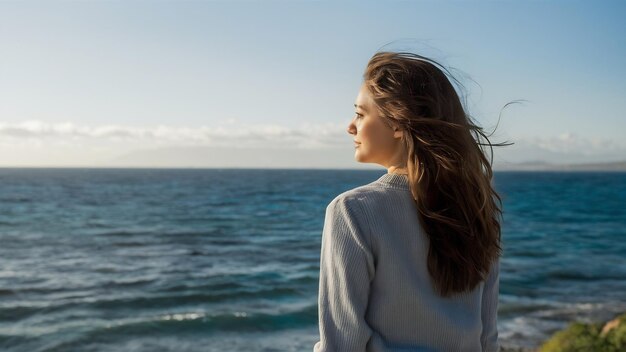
[314,172,500,352]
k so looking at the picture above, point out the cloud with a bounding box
[495,132,626,165]
[529,132,625,155]
[1,121,623,167]
[0,120,349,149]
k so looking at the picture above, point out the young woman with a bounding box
[314,51,505,352]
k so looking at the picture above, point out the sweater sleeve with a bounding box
[314,196,375,352]
[480,257,501,352]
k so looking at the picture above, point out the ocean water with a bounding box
[0,168,624,351]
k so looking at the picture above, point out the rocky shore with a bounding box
[500,312,626,352]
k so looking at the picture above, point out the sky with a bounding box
[0,0,624,169]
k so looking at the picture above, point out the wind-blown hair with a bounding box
[363,51,513,297]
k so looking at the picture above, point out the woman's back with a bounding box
[314,172,500,352]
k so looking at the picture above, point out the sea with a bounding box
[0,168,624,352]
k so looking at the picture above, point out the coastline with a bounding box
[500,311,626,352]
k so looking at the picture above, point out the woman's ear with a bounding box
[393,127,404,139]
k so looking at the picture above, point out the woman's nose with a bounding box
[346,119,356,135]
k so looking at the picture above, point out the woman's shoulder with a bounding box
[327,182,388,213]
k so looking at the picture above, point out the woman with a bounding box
[314,51,506,352]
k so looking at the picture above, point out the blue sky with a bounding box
[0,0,624,168]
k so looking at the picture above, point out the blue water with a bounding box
[0,168,624,351]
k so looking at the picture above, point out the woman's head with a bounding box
[353,51,510,297]
[347,83,406,168]
[349,52,473,174]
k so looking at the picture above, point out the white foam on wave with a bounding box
[160,312,205,321]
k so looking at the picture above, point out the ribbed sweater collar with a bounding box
[376,172,410,190]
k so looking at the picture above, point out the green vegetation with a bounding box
[538,312,626,352]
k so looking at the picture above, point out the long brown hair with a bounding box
[363,51,513,297]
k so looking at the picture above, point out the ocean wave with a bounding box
[6,305,318,352]
[0,286,302,322]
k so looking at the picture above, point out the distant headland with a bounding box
[494,160,626,172]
